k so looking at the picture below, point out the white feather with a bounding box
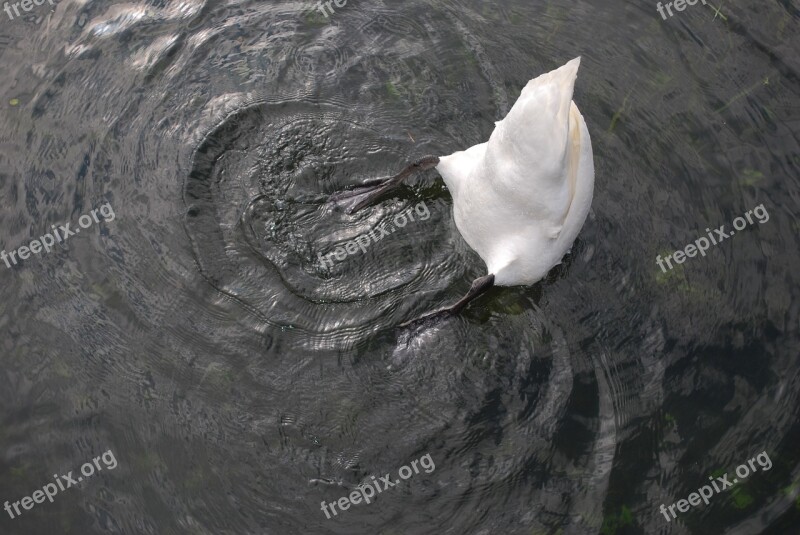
[436,57,595,286]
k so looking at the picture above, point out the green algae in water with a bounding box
[508,11,523,24]
[608,92,632,133]
[709,468,726,479]
[385,81,400,99]
[730,486,754,509]
[601,505,634,535]
[304,9,328,26]
[651,71,673,88]
[654,254,689,291]
[716,77,770,113]
[134,451,162,472]
[738,169,765,187]
[10,463,30,478]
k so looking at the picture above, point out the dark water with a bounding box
[1,0,799,533]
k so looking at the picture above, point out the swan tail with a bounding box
[485,57,582,180]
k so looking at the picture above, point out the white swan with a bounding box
[333,57,594,322]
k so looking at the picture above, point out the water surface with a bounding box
[1,0,798,533]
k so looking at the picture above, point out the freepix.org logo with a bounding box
[1,202,115,269]
[655,204,769,274]
[658,451,772,522]
[3,0,59,21]
[317,200,431,270]
[320,453,435,519]
[4,449,118,520]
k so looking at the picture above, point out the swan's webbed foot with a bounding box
[398,274,495,329]
[329,181,399,214]
[329,156,440,214]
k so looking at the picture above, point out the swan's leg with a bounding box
[400,274,495,328]
[330,156,440,213]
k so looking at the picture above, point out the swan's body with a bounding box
[436,57,594,286]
